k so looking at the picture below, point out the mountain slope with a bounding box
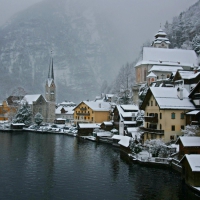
[0,0,120,102]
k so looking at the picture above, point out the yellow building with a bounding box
[140,87,195,143]
[0,99,17,121]
[73,101,111,124]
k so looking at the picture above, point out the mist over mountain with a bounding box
[164,0,200,54]
[0,0,125,103]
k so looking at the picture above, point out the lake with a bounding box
[0,131,199,200]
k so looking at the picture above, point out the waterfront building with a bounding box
[73,101,111,124]
[180,154,200,187]
[140,87,195,143]
[55,106,75,123]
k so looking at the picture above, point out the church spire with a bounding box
[48,51,54,80]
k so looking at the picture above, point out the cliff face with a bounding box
[0,0,120,102]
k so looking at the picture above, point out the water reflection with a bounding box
[0,132,199,200]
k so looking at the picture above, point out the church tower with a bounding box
[45,55,56,123]
[151,28,170,48]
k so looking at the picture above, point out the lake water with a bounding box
[0,131,199,200]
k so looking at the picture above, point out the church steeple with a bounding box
[45,53,56,102]
[151,28,170,48]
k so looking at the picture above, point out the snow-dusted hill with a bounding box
[0,0,122,102]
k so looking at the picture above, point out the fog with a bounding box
[0,0,198,61]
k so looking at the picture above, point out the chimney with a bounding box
[177,87,183,100]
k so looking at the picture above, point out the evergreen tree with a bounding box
[192,35,200,55]
[13,102,32,126]
[34,112,44,126]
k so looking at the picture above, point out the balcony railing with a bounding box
[144,116,158,123]
[76,113,90,116]
[140,127,164,134]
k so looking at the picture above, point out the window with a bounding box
[180,113,184,119]
[155,101,157,106]
[160,124,162,130]
[171,113,175,119]
[147,123,149,128]
[88,117,90,119]
[181,125,184,130]
[92,117,93,121]
[170,135,175,140]
[171,125,175,131]
[147,113,148,116]
[160,113,162,119]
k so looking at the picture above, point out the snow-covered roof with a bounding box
[97,132,112,137]
[180,154,200,172]
[147,72,157,78]
[154,29,167,37]
[120,105,138,111]
[186,110,200,115]
[56,106,75,115]
[102,121,113,126]
[135,47,198,68]
[124,121,137,125]
[177,136,200,147]
[149,65,183,72]
[11,123,25,125]
[78,123,100,129]
[150,87,195,110]
[127,127,138,133]
[23,94,42,104]
[59,101,76,106]
[83,101,111,111]
[177,71,200,80]
[112,135,125,140]
[118,136,131,147]
[55,118,65,120]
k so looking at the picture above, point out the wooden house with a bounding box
[175,136,200,158]
[180,154,200,187]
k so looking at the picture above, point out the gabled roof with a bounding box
[74,101,111,112]
[175,136,200,147]
[174,70,200,80]
[180,154,200,172]
[56,106,75,114]
[135,47,198,68]
[189,81,200,98]
[147,72,157,78]
[23,94,44,105]
[140,87,195,110]
[149,65,183,72]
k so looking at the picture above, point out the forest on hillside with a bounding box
[164,0,200,56]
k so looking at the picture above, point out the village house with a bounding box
[180,154,200,187]
[56,106,75,123]
[73,101,111,124]
[140,87,195,143]
[113,105,139,133]
[175,136,200,158]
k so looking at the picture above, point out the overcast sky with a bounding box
[0,0,198,61]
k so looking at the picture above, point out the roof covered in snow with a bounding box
[97,132,112,137]
[56,106,75,115]
[82,101,111,111]
[102,121,113,126]
[177,71,200,80]
[186,110,200,115]
[180,154,200,172]
[150,87,195,110]
[23,94,43,104]
[149,65,183,72]
[135,47,198,68]
[176,136,200,147]
[147,72,157,78]
[78,123,100,129]
[118,136,131,147]
[120,105,138,111]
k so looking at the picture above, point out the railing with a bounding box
[144,116,158,123]
[76,113,90,116]
[140,127,164,134]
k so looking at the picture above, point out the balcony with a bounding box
[77,113,90,116]
[140,127,164,134]
[144,116,158,123]
[80,107,87,111]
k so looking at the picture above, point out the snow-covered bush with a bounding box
[181,125,200,136]
[34,112,44,126]
[13,102,32,126]
[145,139,169,158]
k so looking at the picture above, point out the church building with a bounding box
[45,56,56,123]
